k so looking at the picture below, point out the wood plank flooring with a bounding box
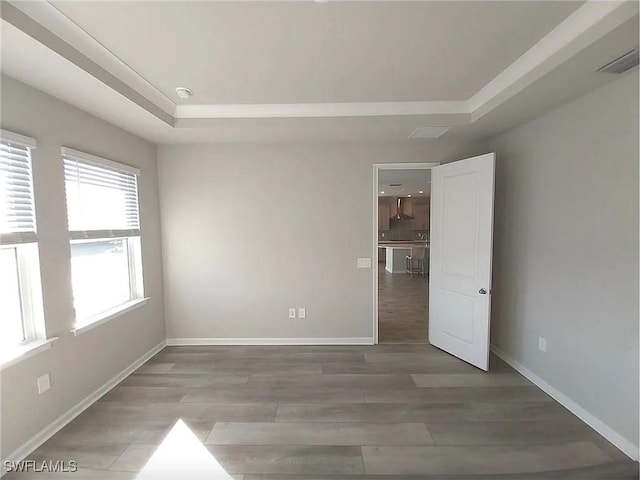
[378,263,428,343]
[6,344,638,479]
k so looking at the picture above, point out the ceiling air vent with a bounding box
[597,48,639,74]
[408,126,450,139]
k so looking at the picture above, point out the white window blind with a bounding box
[0,130,37,245]
[62,148,141,240]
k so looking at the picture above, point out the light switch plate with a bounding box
[37,373,51,394]
[357,258,372,268]
[288,308,296,319]
[298,307,306,319]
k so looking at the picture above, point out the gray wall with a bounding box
[4,62,637,462]
[158,140,487,340]
[0,76,166,458]
[490,70,639,449]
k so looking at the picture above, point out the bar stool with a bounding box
[405,246,426,277]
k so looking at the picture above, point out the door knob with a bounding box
[479,288,487,295]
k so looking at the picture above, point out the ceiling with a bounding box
[379,169,431,197]
[49,1,580,104]
[1,1,638,144]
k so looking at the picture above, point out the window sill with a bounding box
[0,337,59,371]
[72,297,149,337]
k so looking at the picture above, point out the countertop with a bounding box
[378,241,429,248]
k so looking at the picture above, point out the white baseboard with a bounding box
[2,339,167,468]
[491,344,639,461]
[166,337,375,346]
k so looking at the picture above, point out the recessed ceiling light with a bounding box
[419,190,424,194]
[380,191,385,194]
[175,87,193,99]
[408,194,412,198]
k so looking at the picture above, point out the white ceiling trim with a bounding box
[8,0,175,116]
[469,0,639,119]
[175,101,470,119]
[3,0,637,125]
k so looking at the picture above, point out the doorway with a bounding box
[373,163,438,344]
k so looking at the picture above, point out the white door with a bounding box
[428,153,495,370]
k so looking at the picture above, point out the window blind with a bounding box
[0,130,37,245]
[62,148,141,240]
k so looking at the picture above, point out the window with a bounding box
[0,130,44,350]
[62,148,144,326]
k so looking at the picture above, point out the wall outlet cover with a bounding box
[288,308,296,319]
[538,337,547,352]
[37,373,51,394]
[298,307,306,319]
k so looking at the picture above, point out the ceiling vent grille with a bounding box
[408,126,451,139]
[597,48,639,74]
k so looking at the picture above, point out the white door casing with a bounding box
[428,153,495,370]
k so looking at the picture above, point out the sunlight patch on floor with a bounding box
[136,419,232,480]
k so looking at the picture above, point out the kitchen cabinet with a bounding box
[378,201,390,230]
[412,202,430,230]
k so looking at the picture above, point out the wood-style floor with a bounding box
[7,345,638,479]
[378,262,428,343]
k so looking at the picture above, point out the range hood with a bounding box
[390,197,413,220]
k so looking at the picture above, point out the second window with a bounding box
[62,148,144,325]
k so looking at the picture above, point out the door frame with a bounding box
[372,162,439,344]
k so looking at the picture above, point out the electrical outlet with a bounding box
[538,337,547,352]
[288,308,296,319]
[298,307,306,319]
[37,373,51,394]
